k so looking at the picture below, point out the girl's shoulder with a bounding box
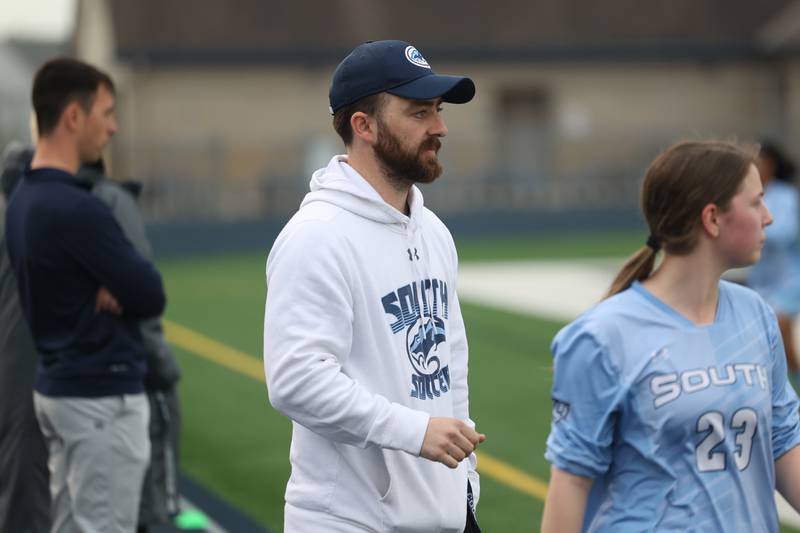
[719,279,772,315]
[552,286,653,355]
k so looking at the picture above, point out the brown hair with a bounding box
[606,140,759,298]
[32,57,115,137]
[332,92,386,146]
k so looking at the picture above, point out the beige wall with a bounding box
[469,60,777,162]
[116,61,781,165]
[100,58,798,218]
[784,61,800,151]
[73,0,800,218]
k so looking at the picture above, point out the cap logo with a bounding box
[404,46,431,69]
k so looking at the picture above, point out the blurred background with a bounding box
[6,0,800,250]
[5,1,800,531]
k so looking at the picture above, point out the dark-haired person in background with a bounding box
[5,58,165,532]
[748,141,800,385]
[0,147,183,533]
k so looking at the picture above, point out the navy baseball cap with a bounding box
[329,40,475,115]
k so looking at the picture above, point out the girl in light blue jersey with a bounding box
[542,140,800,532]
[748,142,800,384]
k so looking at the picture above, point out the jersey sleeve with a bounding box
[768,312,800,459]
[545,323,623,478]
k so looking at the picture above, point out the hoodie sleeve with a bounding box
[448,266,472,425]
[447,248,481,507]
[264,220,430,455]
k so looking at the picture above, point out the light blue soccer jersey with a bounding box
[545,280,800,532]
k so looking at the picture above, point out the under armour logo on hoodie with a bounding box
[407,248,420,261]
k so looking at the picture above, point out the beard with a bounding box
[373,120,443,188]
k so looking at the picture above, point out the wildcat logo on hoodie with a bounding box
[381,279,451,400]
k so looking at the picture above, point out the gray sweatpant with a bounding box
[33,392,150,533]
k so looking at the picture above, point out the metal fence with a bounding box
[115,137,651,222]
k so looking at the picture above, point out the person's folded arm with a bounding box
[63,197,164,319]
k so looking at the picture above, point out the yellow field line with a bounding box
[163,319,264,381]
[476,453,549,500]
[162,318,549,502]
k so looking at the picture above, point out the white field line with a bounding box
[457,259,800,528]
[458,258,621,321]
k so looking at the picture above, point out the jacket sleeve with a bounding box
[92,181,154,260]
[61,196,165,319]
[264,220,429,455]
[92,182,179,388]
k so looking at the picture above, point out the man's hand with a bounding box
[420,417,486,469]
[95,287,123,315]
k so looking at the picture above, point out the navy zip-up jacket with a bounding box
[5,167,166,397]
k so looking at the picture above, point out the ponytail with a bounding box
[604,140,757,299]
[605,246,658,299]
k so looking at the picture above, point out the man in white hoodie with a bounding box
[264,40,484,532]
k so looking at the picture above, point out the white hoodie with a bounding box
[264,155,479,532]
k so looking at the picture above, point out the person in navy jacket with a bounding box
[5,58,165,533]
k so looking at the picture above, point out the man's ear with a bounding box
[62,101,84,133]
[351,112,377,145]
[700,203,721,238]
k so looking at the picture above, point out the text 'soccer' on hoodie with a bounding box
[264,155,479,532]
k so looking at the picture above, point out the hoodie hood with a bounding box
[301,155,425,227]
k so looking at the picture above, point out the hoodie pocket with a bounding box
[378,449,466,533]
[378,473,394,503]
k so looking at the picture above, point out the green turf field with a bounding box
[158,230,800,533]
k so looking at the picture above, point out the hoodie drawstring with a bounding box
[408,220,439,361]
